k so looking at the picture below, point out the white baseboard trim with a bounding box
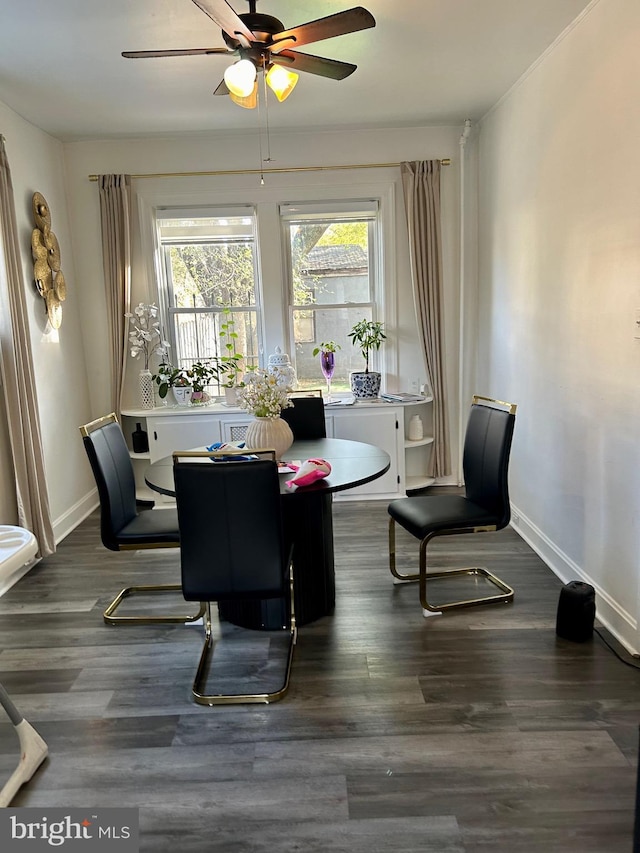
[53,489,99,545]
[0,490,99,599]
[510,502,639,656]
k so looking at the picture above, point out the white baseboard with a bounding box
[53,488,99,544]
[510,502,638,656]
[0,490,99,599]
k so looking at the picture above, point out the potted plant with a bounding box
[312,341,341,400]
[187,360,217,406]
[152,362,191,406]
[348,319,386,398]
[218,306,249,405]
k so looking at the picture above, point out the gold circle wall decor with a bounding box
[31,191,66,329]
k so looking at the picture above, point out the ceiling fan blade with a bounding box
[190,0,256,47]
[269,7,375,54]
[271,50,357,81]
[213,79,230,95]
[122,48,232,58]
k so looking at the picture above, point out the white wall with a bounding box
[475,0,640,651]
[63,124,463,478]
[0,102,96,539]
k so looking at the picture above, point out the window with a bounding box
[156,208,261,391]
[281,201,381,392]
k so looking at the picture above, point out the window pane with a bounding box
[168,309,259,393]
[158,211,261,384]
[286,214,378,393]
[167,243,255,308]
[293,306,373,392]
[289,221,371,308]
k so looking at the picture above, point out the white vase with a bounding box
[172,386,191,407]
[139,369,154,410]
[408,414,424,441]
[223,386,240,407]
[245,416,294,461]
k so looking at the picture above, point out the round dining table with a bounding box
[144,438,390,627]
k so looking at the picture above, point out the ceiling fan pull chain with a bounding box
[257,96,265,184]
[261,56,273,166]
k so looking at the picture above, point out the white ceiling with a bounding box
[0,0,593,142]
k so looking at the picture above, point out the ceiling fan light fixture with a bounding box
[265,64,299,102]
[224,58,257,98]
[229,81,258,109]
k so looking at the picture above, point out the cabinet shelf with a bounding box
[130,451,151,460]
[406,475,436,493]
[404,436,434,449]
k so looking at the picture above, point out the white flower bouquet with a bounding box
[125,303,170,370]
[238,368,293,418]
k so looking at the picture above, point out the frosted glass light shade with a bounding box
[265,65,298,102]
[224,59,257,97]
[229,82,258,109]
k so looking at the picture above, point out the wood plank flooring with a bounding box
[0,497,637,852]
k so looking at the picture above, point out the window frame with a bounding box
[154,206,263,381]
[280,200,386,386]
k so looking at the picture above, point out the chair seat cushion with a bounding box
[388,495,499,540]
[117,507,180,547]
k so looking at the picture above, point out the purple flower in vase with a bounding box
[313,341,341,400]
[320,350,335,381]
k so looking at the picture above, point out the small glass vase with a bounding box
[245,416,294,462]
[320,351,335,401]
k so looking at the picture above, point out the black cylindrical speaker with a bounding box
[556,581,595,642]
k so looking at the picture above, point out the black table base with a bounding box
[219,492,335,629]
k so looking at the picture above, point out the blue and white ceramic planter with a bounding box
[350,371,381,399]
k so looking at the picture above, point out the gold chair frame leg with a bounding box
[389,517,419,582]
[389,519,514,612]
[191,562,297,706]
[104,584,206,625]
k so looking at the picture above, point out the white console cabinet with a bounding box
[121,397,433,502]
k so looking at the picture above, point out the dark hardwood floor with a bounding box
[0,498,637,851]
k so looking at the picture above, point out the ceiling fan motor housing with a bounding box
[222,13,284,49]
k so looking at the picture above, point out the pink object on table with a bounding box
[286,458,331,488]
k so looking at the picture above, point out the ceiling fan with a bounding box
[122,0,376,109]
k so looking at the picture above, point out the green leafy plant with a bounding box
[188,360,218,393]
[152,362,190,399]
[312,340,341,357]
[218,305,245,387]
[348,319,386,373]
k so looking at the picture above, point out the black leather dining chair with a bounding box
[173,449,296,705]
[281,392,326,440]
[387,395,517,614]
[80,413,205,625]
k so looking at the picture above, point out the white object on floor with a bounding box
[422,608,443,618]
[0,719,48,808]
[0,525,38,596]
[0,526,48,806]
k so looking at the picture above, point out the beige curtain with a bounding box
[401,160,451,478]
[98,175,132,415]
[0,136,55,556]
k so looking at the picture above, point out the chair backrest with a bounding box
[463,396,517,528]
[80,413,137,551]
[173,450,288,602]
[281,396,327,439]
